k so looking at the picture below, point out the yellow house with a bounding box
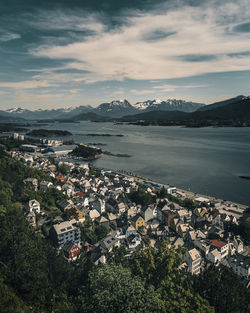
[76,209,85,223]
[194,207,207,217]
[132,215,146,231]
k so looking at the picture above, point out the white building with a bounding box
[25,199,40,214]
[207,248,221,264]
[185,248,202,275]
[210,239,229,259]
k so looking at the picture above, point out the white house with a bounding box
[89,209,100,221]
[89,199,105,214]
[185,248,202,275]
[25,199,40,214]
[207,248,222,264]
[40,180,53,191]
[210,239,229,259]
[126,233,141,250]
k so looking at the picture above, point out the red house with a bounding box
[56,174,66,182]
[62,241,81,261]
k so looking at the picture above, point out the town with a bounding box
[6,132,249,287]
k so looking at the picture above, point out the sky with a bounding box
[1,0,250,109]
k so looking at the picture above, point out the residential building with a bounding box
[62,241,81,261]
[210,239,229,258]
[50,220,81,248]
[25,199,40,214]
[207,248,221,264]
[185,248,202,275]
[132,215,146,231]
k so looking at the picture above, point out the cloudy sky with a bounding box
[1,0,250,109]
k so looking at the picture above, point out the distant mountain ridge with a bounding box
[197,95,249,112]
[133,99,204,112]
[4,105,94,120]
[3,95,250,121]
[121,96,250,126]
[92,99,138,117]
[4,98,205,119]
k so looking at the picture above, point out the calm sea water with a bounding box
[31,121,250,205]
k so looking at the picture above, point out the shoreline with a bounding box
[90,165,249,209]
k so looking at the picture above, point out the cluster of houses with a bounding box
[11,149,250,284]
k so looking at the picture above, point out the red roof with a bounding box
[56,175,65,181]
[76,191,85,197]
[210,239,227,248]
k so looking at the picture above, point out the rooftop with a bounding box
[210,239,227,248]
[53,220,77,235]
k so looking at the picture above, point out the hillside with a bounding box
[198,95,247,112]
[193,97,250,120]
[122,110,189,121]
[122,97,250,126]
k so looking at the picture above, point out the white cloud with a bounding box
[153,84,177,92]
[130,89,155,95]
[27,10,105,33]
[0,80,57,89]
[112,90,125,95]
[153,84,208,92]
[0,32,20,42]
[30,0,250,83]
[12,90,79,108]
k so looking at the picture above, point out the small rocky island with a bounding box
[70,144,131,159]
[27,129,72,137]
[239,175,250,180]
[70,144,102,160]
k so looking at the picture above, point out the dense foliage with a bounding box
[193,266,250,313]
[129,188,156,206]
[0,136,39,151]
[70,145,101,159]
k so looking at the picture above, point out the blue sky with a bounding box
[1,0,250,109]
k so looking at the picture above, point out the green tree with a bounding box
[129,240,214,313]
[193,265,250,313]
[129,189,155,206]
[95,225,110,241]
[237,222,250,244]
[57,163,68,176]
[0,278,31,313]
[182,198,196,210]
[86,264,161,313]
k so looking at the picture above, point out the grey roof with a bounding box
[53,220,77,235]
[100,235,119,250]
[62,241,76,253]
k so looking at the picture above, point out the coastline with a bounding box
[89,165,249,209]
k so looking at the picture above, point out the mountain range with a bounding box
[121,96,250,126]
[2,98,205,120]
[1,95,250,125]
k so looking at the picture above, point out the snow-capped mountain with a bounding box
[4,105,93,120]
[93,99,139,117]
[6,107,31,114]
[4,98,205,120]
[133,99,204,113]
